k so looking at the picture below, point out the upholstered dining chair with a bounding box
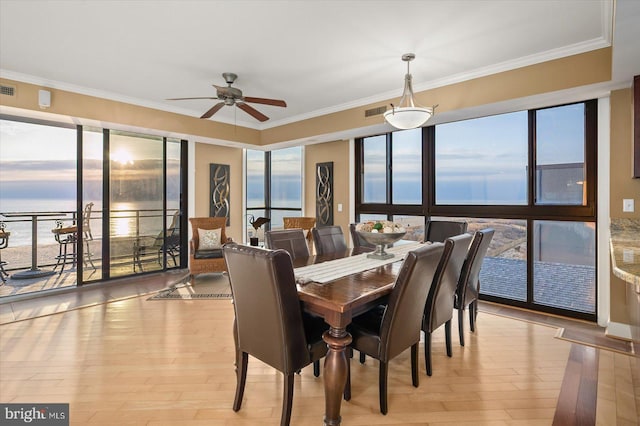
[223,243,328,426]
[349,223,375,252]
[265,229,310,260]
[454,228,495,346]
[425,220,468,243]
[312,225,348,255]
[188,217,230,279]
[283,216,315,242]
[346,242,447,415]
[422,233,473,376]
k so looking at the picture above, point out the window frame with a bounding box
[355,99,598,321]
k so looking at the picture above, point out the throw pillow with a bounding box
[198,228,221,250]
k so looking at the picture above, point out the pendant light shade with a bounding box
[383,53,435,130]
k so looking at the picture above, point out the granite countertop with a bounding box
[610,218,640,287]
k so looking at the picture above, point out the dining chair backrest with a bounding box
[349,223,375,251]
[265,229,310,259]
[455,228,494,310]
[379,242,446,362]
[425,220,468,243]
[424,233,473,333]
[223,243,312,373]
[312,225,348,255]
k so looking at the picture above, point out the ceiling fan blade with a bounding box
[237,103,269,122]
[243,96,287,107]
[201,102,225,119]
[166,96,219,101]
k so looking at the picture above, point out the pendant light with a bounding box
[383,53,436,130]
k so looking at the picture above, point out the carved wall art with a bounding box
[210,163,230,225]
[316,161,333,226]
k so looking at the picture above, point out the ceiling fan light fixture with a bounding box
[383,53,435,130]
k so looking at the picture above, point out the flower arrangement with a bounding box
[355,220,406,234]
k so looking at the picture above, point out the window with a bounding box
[245,147,302,241]
[435,112,528,205]
[355,100,597,321]
[535,103,586,205]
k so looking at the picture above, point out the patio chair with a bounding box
[0,224,10,283]
[133,210,181,272]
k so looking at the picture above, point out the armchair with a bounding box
[189,217,232,279]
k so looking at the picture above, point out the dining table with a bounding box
[292,241,421,426]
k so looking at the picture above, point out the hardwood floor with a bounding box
[1,280,639,425]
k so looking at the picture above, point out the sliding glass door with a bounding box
[0,115,188,297]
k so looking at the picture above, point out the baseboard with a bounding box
[605,321,633,341]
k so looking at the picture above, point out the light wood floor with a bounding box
[1,286,639,425]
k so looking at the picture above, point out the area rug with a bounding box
[148,273,232,300]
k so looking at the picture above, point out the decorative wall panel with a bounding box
[210,163,230,225]
[316,162,333,226]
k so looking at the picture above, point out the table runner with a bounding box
[294,241,422,284]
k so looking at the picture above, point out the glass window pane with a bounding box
[363,135,386,203]
[166,139,182,270]
[358,214,388,223]
[83,127,104,281]
[436,217,528,301]
[271,147,301,209]
[0,119,77,294]
[533,220,595,313]
[392,215,425,242]
[435,112,528,205]
[392,129,422,204]
[109,131,163,277]
[246,149,265,208]
[535,104,586,205]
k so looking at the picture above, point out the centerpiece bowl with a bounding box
[357,230,406,260]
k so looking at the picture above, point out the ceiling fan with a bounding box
[167,72,287,122]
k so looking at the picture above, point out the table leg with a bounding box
[11,214,55,279]
[322,327,352,426]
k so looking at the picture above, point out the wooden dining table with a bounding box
[292,248,407,426]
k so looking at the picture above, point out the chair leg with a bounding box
[233,351,248,412]
[425,331,432,376]
[458,308,465,347]
[411,343,419,387]
[343,356,351,401]
[445,320,452,357]
[281,373,295,426]
[59,240,68,274]
[379,361,388,415]
[313,360,320,377]
[84,240,96,270]
[469,300,478,332]
[359,351,366,364]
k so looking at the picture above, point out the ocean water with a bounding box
[0,198,179,247]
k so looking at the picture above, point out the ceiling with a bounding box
[1,0,638,136]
